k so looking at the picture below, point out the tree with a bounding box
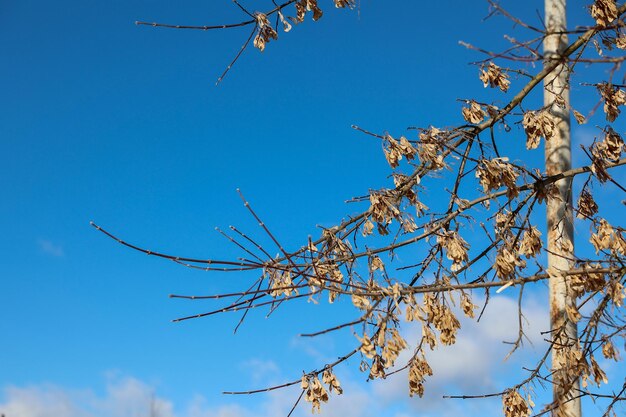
[544,1,580,416]
[93,1,626,416]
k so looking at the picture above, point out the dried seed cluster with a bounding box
[253,13,277,52]
[254,0,355,52]
[518,227,542,259]
[590,129,625,182]
[598,83,626,122]
[591,0,618,27]
[408,356,433,398]
[480,62,511,92]
[476,158,520,198]
[437,230,470,272]
[576,189,599,219]
[383,134,417,168]
[502,390,531,417]
[590,219,626,254]
[522,111,555,150]
[462,101,486,124]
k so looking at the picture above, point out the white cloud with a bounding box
[97,377,174,417]
[0,373,373,417]
[0,376,175,417]
[238,359,280,384]
[0,384,86,417]
[37,238,65,257]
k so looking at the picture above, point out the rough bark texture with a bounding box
[544,1,581,416]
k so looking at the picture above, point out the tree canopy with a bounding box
[95,1,626,416]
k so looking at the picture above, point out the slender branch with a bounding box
[135,0,298,31]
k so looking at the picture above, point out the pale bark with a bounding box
[544,1,580,416]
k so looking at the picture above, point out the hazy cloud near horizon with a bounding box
[37,238,65,257]
[0,375,378,417]
[0,295,551,417]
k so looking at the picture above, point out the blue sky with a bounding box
[2,1,625,416]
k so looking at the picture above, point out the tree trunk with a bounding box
[544,1,581,416]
